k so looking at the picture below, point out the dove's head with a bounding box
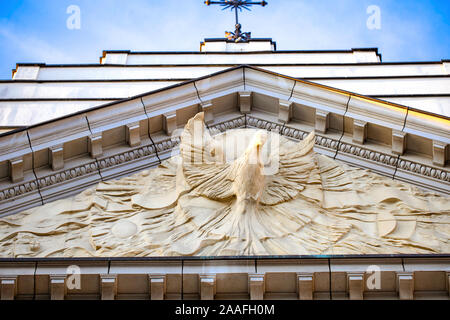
[252,131,268,150]
[243,131,268,165]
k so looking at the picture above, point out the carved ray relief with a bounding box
[0,112,449,257]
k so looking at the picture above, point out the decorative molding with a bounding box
[154,136,180,158]
[98,145,157,171]
[247,115,450,186]
[37,161,99,190]
[2,258,450,300]
[28,115,91,152]
[347,96,406,133]
[247,116,283,133]
[0,180,39,202]
[210,116,246,133]
[0,114,448,216]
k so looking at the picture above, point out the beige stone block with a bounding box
[353,119,367,144]
[126,122,141,147]
[392,130,406,155]
[199,274,216,300]
[201,101,214,124]
[239,91,252,114]
[432,140,447,166]
[1,276,17,300]
[49,145,64,171]
[347,273,364,300]
[8,157,24,183]
[278,99,292,123]
[149,274,166,300]
[297,273,314,300]
[100,274,117,300]
[163,112,177,136]
[248,274,265,300]
[50,275,66,300]
[88,134,103,158]
[184,260,255,275]
[397,272,414,300]
[315,110,330,134]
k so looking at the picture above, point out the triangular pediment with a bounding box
[0,65,448,217]
[0,111,449,258]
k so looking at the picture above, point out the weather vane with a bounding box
[205,0,268,43]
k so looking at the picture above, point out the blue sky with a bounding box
[0,0,449,79]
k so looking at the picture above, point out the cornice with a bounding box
[248,115,449,186]
[2,113,447,216]
[0,66,448,216]
[1,256,449,300]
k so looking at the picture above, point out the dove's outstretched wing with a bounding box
[260,131,321,205]
[180,112,235,200]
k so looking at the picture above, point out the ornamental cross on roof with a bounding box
[205,0,268,42]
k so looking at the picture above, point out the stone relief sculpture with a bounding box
[0,112,449,257]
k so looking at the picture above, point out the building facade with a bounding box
[0,39,449,300]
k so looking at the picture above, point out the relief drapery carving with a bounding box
[0,113,449,257]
